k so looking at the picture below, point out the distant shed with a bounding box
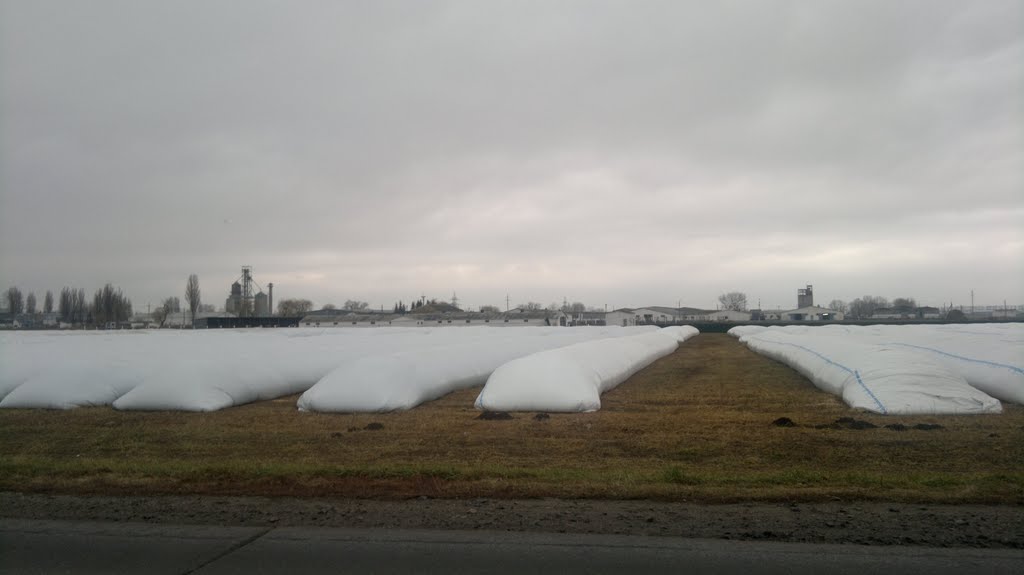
[196,316,301,328]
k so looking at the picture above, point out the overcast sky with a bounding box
[1,0,1021,312]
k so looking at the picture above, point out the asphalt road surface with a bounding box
[2,519,1022,574]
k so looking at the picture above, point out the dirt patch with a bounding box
[364,422,385,430]
[1,492,1019,549]
[477,411,513,420]
[774,417,944,432]
[834,417,878,430]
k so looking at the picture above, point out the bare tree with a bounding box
[152,305,169,328]
[892,297,917,312]
[479,305,500,313]
[5,287,24,317]
[74,288,86,324]
[43,290,54,314]
[60,286,87,325]
[946,309,967,322]
[26,292,37,315]
[58,287,72,323]
[717,292,748,312]
[322,303,337,310]
[519,302,543,311]
[153,296,180,327]
[185,274,201,328]
[278,298,314,317]
[827,299,848,314]
[342,300,369,311]
[848,296,889,319]
[92,284,133,327]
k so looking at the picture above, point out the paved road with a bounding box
[2,519,1021,574]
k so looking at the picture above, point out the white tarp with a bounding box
[873,324,1024,404]
[0,328,494,410]
[0,332,161,409]
[729,325,1010,415]
[297,326,658,413]
[474,326,698,412]
[111,329,437,411]
[0,326,664,412]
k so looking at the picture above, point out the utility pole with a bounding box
[505,294,510,312]
[971,289,974,314]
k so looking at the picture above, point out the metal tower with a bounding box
[233,266,264,317]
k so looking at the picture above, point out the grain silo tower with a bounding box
[227,266,271,317]
[225,281,242,314]
[254,291,269,317]
[797,284,814,308]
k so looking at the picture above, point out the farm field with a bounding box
[1,333,1021,503]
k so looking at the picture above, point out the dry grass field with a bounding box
[1,333,1021,503]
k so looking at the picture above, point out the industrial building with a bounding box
[778,284,844,321]
[300,308,569,328]
[224,266,273,317]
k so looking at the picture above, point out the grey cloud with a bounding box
[2,0,1021,310]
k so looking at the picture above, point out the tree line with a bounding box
[715,291,935,320]
[837,296,920,319]
[5,273,206,328]
[4,284,133,326]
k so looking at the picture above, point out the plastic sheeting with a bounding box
[297,326,658,413]
[474,326,699,412]
[0,327,663,412]
[729,325,1010,415]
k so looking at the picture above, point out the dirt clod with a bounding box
[364,422,384,430]
[835,417,878,430]
[478,411,513,420]
[533,413,551,421]
[771,417,797,427]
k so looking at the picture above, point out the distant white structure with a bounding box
[783,306,844,322]
[703,309,753,322]
[300,309,569,328]
[870,308,905,320]
[606,309,638,327]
